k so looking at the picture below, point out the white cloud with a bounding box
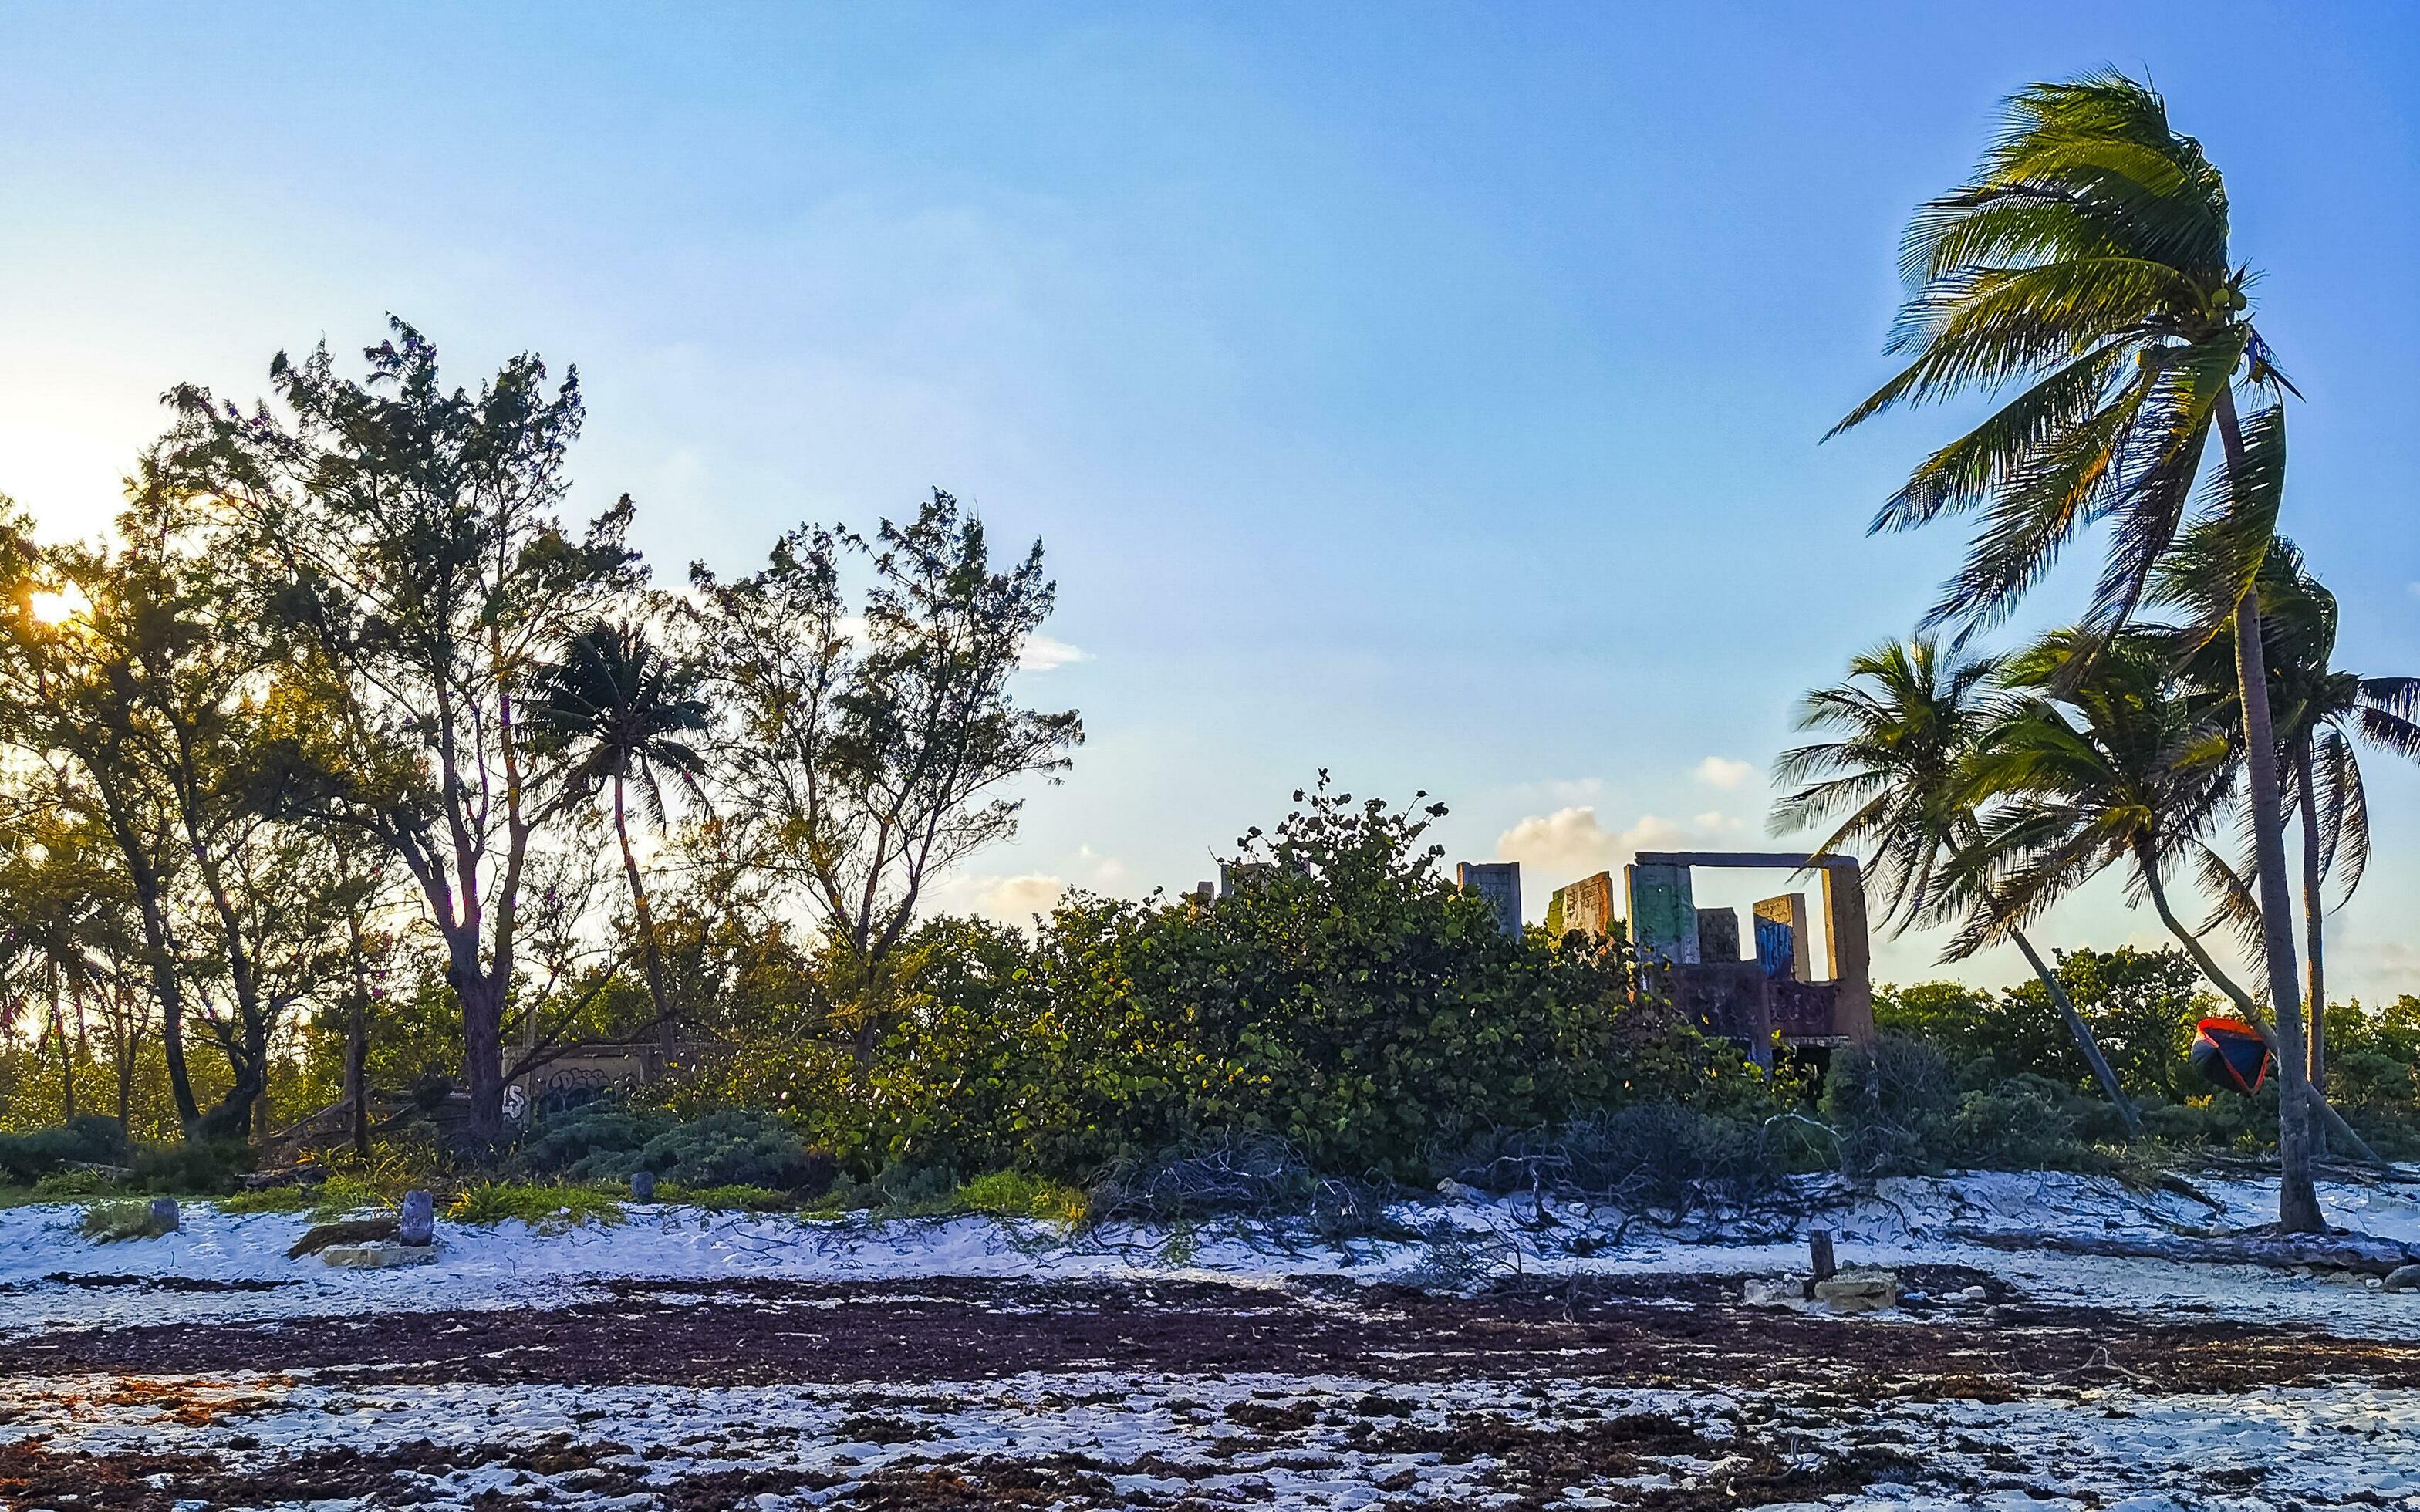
[1493,807,1767,909]
[977,873,1066,919]
[1495,806,1621,882]
[1494,807,1747,886]
[928,871,1067,924]
[1693,755,1757,790]
[1019,633,1092,672]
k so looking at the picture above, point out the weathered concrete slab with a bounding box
[1813,1270,1899,1313]
[1456,862,1522,936]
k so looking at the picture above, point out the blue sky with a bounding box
[2,3,2415,998]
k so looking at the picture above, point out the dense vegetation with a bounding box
[5,75,2418,1229]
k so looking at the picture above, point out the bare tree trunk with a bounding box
[346,921,371,1159]
[114,1014,134,1129]
[2010,927,2139,1132]
[459,967,506,1146]
[612,776,677,1067]
[2216,388,2320,1233]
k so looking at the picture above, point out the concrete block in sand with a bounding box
[1812,1269,1899,1312]
[321,1243,438,1270]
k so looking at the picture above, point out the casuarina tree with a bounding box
[146,319,642,1141]
[693,491,1082,1064]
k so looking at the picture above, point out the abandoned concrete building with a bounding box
[1472,850,1875,1066]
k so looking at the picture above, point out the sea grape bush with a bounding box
[860,777,1766,1183]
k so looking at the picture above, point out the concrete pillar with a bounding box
[1821,861,1874,1039]
[1695,906,1741,963]
[1753,893,1811,982]
[1625,862,1698,966]
[1456,862,1523,935]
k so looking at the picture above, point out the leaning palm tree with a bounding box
[1956,629,2381,1163]
[2162,538,2420,1090]
[1774,638,2137,1127]
[528,622,711,1062]
[1834,73,2320,1227]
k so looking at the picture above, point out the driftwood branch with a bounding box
[1946,1224,2420,1276]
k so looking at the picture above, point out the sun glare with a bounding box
[28,586,88,626]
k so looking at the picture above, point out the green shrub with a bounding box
[662,1183,795,1212]
[2140,1093,2269,1148]
[868,778,1668,1183]
[32,1167,122,1200]
[520,1105,679,1174]
[1943,1074,2085,1169]
[0,1115,129,1185]
[1877,949,2213,1105]
[951,1170,1088,1224]
[219,1173,390,1220]
[447,1181,625,1232]
[80,1199,175,1242]
[128,1139,249,1196]
[1821,1035,1958,1177]
[527,1105,836,1196]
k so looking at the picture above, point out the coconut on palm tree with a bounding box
[528,621,710,1064]
[1834,73,2323,1227]
[1773,636,2138,1128]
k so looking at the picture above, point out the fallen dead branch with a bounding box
[1946,1224,2420,1275]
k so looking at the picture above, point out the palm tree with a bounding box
[2164,540,2420,1091]
[1833,73,2320,1227]
[0,815,124,1122]
[528,622,710,1063]
[1956,629,2383,1163]
[1773,637,2137,1128]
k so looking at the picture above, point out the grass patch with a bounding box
[953,1169,1088,1224]
[219,1173,392,1221]
[446,1181,625,1233]
[79,1200,175,1243]
[32,1168,123,1200]
[658,1182,795,1212]
[807,1168,1089,1226]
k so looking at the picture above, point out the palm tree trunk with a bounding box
[2296,739,2327,1092]
[2010,927,2139,1132]
[2215,389,2320,1232]
[612,776,677,1068]
[2142,856,2382,1166]
[48,974,73,1123]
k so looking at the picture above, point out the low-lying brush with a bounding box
[808,1166,1091,1226]
[523,1104,837,1198]
[658,1182,795,1212]
[220,1173,392,1221]
[447,1181,626,1232]
[1088,1136,1317,1222]
[1446,1105,1789,1217]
